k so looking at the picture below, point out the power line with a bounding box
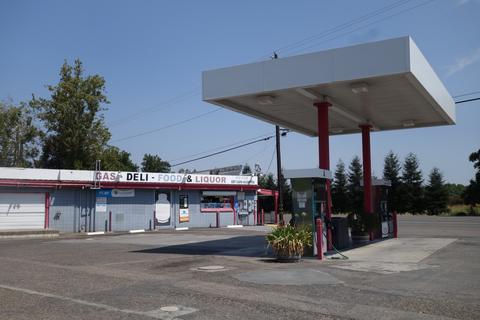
[111,109,220,143]
[167,131,273,163]
[453,90,480,98]
[108,88,200,127]
[109,1,435,143]
[455,97,480,104]
[286,0,437,56]
[171,135,276,167]
[267,0,415,57]
[265,146,276,174]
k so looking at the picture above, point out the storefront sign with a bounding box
[96,189,135,198]
[179,209,189,222]
[95,197,107,212]
[95,171,257,185]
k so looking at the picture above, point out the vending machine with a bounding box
[284,168,332,256]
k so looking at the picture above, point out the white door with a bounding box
[0,193,45,230]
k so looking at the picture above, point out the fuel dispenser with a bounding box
[284,168,332,257]
[371,178,392,239]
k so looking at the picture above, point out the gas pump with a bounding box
[284,168,332,257]
[371,178,392,238]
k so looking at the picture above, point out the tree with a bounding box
[242,163,252,175]
[30,59,110,169]
[259,173,276,190]
[100,146,138,172]
[141,154,170,173]
[382,151,402,212]
[445,183,466,205]
[425,167,448,215]
[399,153,424,214]
[0,101,41,167]
[347,156,363,213]
[463,149,480,207]
[332,159,349,213]
[257,173,292,213]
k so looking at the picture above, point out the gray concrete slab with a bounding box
[0,216,478,319]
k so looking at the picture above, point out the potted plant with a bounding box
[347,212,379,245]
[266,224,312,261]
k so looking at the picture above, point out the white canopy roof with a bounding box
[202,36,455,136]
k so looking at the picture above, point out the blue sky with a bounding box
[0,0,479,184]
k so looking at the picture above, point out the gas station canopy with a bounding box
[202,36,455,136]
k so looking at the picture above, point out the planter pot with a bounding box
[275,254,302,262]
[351,233,370,245]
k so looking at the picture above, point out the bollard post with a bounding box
[316,217,323,260]
[393,211,398,238]
[153,210,156,230]
[108,211,112,232]
[216,211,220,228]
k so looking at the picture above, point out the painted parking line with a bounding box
[0,284,197,319]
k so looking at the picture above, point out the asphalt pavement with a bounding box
[0,216,479,319]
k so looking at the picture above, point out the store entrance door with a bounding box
[155,190,172,228]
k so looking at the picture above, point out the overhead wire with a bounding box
[264,0,416,58]
[111,108,220,143]
[108,88,200,127]
[286,0,437,56]
[167,131,274,163]
[455,97,480,104]
[453,90,480,98]
[109,1,435,143]
[171,135,276,167]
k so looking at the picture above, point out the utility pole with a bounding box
[276,125,284,225]
[271,51,284,225]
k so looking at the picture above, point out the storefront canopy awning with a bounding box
[202,36,455,136]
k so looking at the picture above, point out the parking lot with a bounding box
[0,216,479,320]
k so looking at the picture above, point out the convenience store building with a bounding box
[0,167,259,232]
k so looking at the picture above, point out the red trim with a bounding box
[257,188,278,196]
[44,192,50,229]
[0,179,258,191]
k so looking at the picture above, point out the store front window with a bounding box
[201,196,233,210]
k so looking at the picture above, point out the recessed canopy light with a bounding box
[330,127,344,134]
[256,95,276,105]
[350,82,369,94]
[402,120,415,127]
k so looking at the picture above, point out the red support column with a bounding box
[314,101,333,252]
[360,124,373,213]
[360,124,373,239]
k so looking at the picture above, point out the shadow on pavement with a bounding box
[133,235,272,257]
